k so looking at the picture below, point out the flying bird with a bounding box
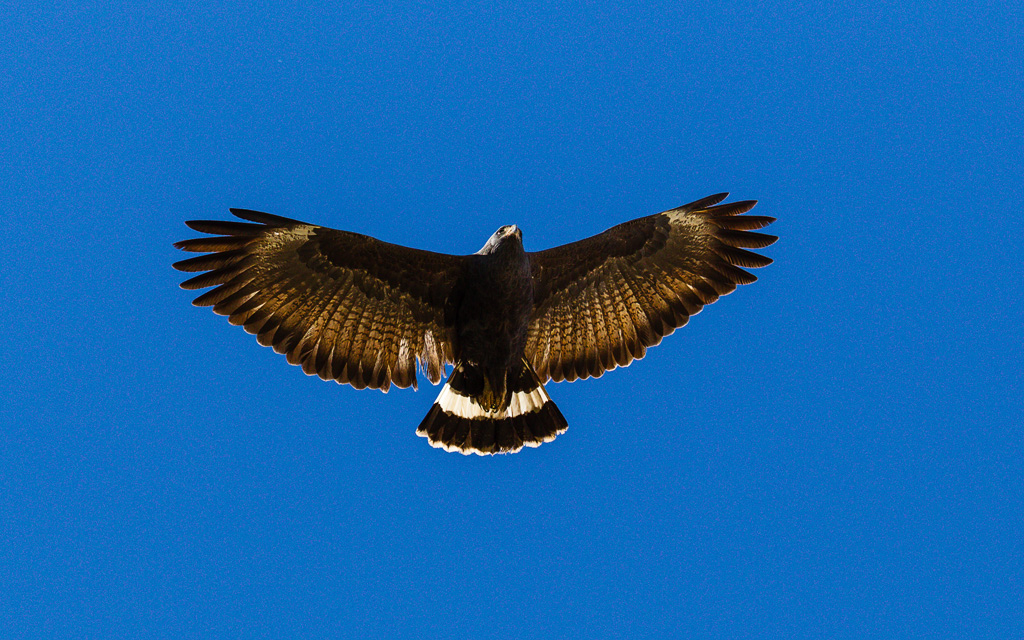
[173,193,776,455]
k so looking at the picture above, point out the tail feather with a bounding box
[416,361,568,455]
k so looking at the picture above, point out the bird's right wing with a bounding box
[525,194,777,383]
[173,209,469,391]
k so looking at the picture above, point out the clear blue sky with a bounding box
[2,1,1021,638]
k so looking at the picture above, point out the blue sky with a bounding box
[2,1,1021,638]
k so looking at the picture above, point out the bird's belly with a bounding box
[456,287,531,369]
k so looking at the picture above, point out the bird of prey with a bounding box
[173,193,776,455]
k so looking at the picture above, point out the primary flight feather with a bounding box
[173,193,776,455]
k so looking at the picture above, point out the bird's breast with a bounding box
[454,252,534,365]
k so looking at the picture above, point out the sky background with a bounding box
[2,1,1022,638]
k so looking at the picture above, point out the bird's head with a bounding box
[476,224,523,255]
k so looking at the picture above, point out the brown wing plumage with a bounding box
[173,209,468,391]
[525,194,777,383]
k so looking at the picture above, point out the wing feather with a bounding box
[526,195,776,383]
[184,220,267,237]
[592,280,616,373]
[174,210,467,391]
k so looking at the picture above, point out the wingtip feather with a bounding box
[689,193,729,210]
[229,208,300,226]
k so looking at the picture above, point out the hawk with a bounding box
[173,193,776,455]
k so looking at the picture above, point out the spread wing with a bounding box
[173,209,468,391]
[525,194,777,382]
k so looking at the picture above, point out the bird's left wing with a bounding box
[173,209,468,391]
[525,194,777,383]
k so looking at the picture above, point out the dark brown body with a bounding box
[452,231,534,402]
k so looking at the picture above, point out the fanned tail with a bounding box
[416,360,567,455]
